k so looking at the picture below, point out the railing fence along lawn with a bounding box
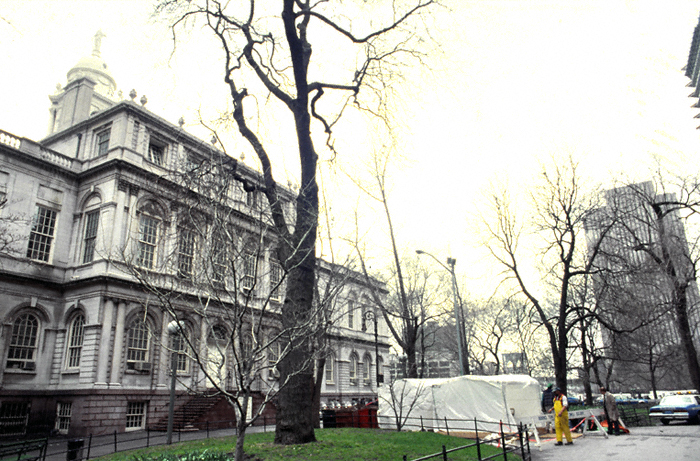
[1,412,531,461]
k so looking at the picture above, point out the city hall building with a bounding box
[0,35,389,437]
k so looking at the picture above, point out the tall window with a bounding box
[349,354,358,385]
[363,354,372,386]
[148,141,165,166]
[125,402,146,430]
[269,260,284,301]
[27,206,57,262]
[126,319,150,369]
[325,353,335,384]
[377,356,384,385]
[66,314,85,369]
[267,339,280,380]
[96,129,110,156]
[170,330,189,373]
[55,402,72,434]
[6,314,39,370]
[347,299,355,329]
[82,210,100,263]
[137,215,159,269]
[212,233,227,287]
[242,252,256,292]
[177,227,195,279]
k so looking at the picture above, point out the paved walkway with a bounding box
[530,423,700,461]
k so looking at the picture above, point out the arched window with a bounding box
[363,353,372,386]
[325,352,335,384]
[66,314,85,368]
[126,318,151,371]
[6,313,39,370]
[349,353,359,386]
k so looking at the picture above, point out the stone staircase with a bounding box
[150,393,227,431]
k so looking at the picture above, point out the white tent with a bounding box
[377,374,541,432]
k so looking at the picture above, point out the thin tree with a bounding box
[156,0,435,444]
[351,150,447,378]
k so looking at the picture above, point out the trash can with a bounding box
[322,409,336,428]
[66,438,84,461]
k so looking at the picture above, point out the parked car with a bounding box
[649,394,700,425]
[567,395,582,406]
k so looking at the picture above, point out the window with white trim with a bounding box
[349,354,358,386]
[267,339,280,380]
[6,313,39,370]
[325,353,335,384]
[55,402,72,434]
[27,205,57,262]
[269,260,284,301]
[147,140,166,166]
[96,128,110,156]
[177,227,195,279]
[347,299,355,329]
[125,401,147,431]
[242,252,256,293]
[363,354,372,386]
[66,314,85,369]
[126,319,150,371]
[82,210,99,263]
[137,215,159,269]
[170,329,189,374]
[212,233,227,288]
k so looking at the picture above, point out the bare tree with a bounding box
[115,152,323,460]
[156,0,435,444]
[469,299,514,375]
[589,178,700,392]
[378,379,428,431]
[351,149,448,379]
[483,157,607,394]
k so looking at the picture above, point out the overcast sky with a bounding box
[2,0,700,297]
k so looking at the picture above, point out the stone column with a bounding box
[109,300,127,387]
[94,297,115,387]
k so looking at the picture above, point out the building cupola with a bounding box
[47,30,118,136]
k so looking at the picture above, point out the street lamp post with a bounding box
[166,321,182,445]
[363,311,381,390]
[416,249,469,376]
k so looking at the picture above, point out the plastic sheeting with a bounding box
[377,374,541,432]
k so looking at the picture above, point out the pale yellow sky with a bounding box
[2,0,700,297]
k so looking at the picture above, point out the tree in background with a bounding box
[588,177,700,392]
[157,0,435,444]
[483,157,608,394]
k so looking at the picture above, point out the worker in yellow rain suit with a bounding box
[550,387,573,446]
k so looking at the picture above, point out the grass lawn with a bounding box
[95,428,507,461]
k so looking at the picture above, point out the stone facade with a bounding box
[0,42,390,437]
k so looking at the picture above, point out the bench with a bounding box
[0,438,48,461]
